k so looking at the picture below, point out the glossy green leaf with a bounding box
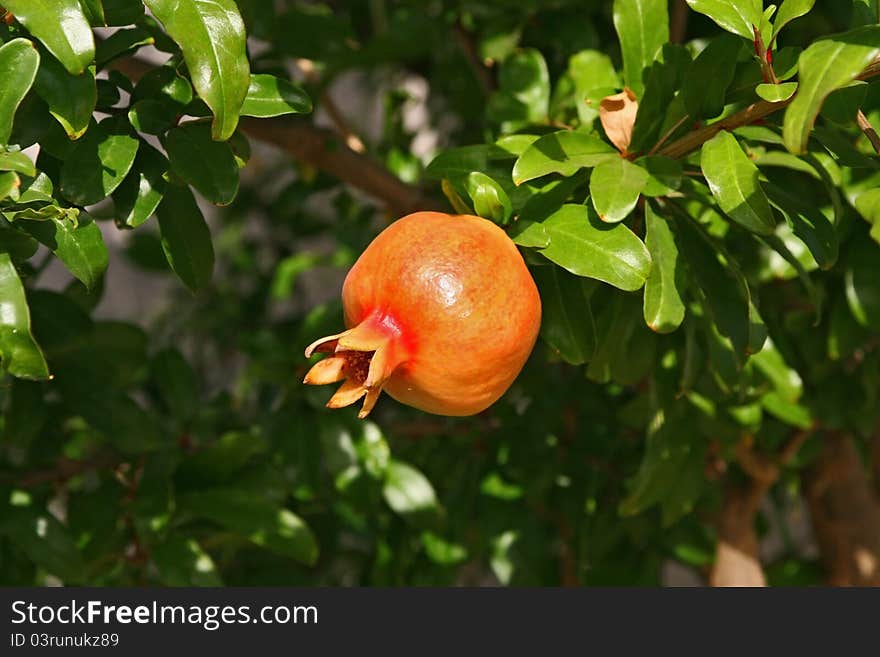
[771,0,817,41]
[569,50,619,125]
[33,55,96,139]
[700,131,776,235]
[0,171,19,201]
[177,489,318,565]
[113,141,167,228]
[0,505,85,583]
[59,121,138,206]
[590,157,649,223]
[0,39,40,146]
[3,0,94,75]
[492,49,550,129]
[613,0,669,98]
[674,210,752,358]
[512,131,616,185]
[425,145,511,179]
[165,123,239,206]
[532,265,597,364]
[854,188,880,245]
[127,99,179,135]
[132,65,193,106]
[764,183,838,269]
[751,337,803,402]
[643,204,685,333]
[629,44,690,153]
[819,82,867,125]
[21,214,108,289]
[783,26,880,154]
[156,184,214,291]
[682,34,742,120]
[845,239,880,329]
[509,220,550,248]
[383,460,438,515]
[0,253,49,379]
[0,151,35,177]
[144,0,250,141]
[685,0,763,39]
[755,82,799,102]
[535,204,652,291]
[240,74,312,117]
[638,156,682,196]
[0,223,38,261]
[465,171,512,225]
[94,27,154,67]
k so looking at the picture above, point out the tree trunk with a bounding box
[710,484,767,587]
[806,434,880,586]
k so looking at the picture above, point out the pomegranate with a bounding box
[303,211,542,417]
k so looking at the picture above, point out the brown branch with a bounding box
[0,452,122,488]
[856,109,880,154]
[806,433,880,586]
[709,429,812,587]
[108,56,436,217]
[452,23,494,95]
[670,0,689,44]
[659,55,880,160]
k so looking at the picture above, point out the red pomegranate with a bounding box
[303,211,542,417]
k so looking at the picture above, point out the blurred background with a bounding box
[2,0,879,587]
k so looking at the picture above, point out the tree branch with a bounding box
[856,109,880,154]
[108,56,437,217]
[0,452,122,488]
[659,55,880,160]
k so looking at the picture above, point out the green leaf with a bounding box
[588,293,656,385]
[465,171,512,225]
[94,27,154,67]
[771,0,817,41]
[509,219,550,248]
[421,532,468,566]
[0,223,38,260]
[491,49,550,131]
[165,123,239,206]
[152,347,199,422]
[534,204,652,291]
[2,0,94,75]
[33,55,96,139]
[589,157,649,223]
[0,150,36,177]
[761,391,812,428]
[0,39,40,146]
[685,0,763,39]
[569,50,619,125]
[783,26,880,154]
[152,536,222,586]
[0,253,49,379]
[613,0,669,98]
[21,214,108,289]
[532,265,597,364]
[673,209,752,359]
[0,171,19,201]
[764,182,838,269]
[700,131,776,235]
[128,99,179,135]
[819,82,867,125]
[177,489,319,565]
[112,141,167,227]
[425,144,511,179]
[751,337,803,402]
[845,238,880,329]
[143,0,250,141]
[240,74,312,117]
[155,184,214,291]
[60,120,139,206]
[638,156,683,196]
[512,131,617,185]
[682,34,743,120]
[0,505,85,583]
[383,460,438,515]
[755,82,799,102]
[619,409,706,525]
[854,188,880,245]
[643,204,686,333]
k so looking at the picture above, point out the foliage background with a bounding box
[1,0,879,586]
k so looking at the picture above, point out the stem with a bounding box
[670,0,689,44]
[856,109,880,154]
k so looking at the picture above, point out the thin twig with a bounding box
[857,109,880,154]
[670,0,689,44]
[648,113,690,156]
[452,23,494,96]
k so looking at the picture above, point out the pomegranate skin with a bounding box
[304,211,541,417]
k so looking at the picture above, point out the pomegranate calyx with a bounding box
[303,316,406,418]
